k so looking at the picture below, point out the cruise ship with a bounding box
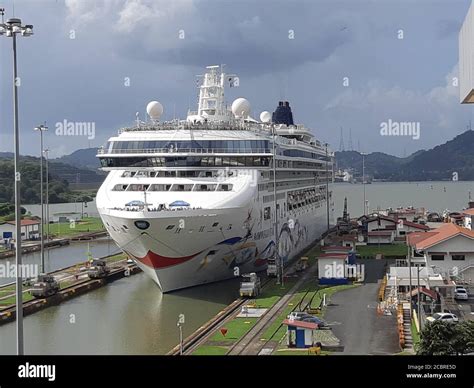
[96,65,335,292]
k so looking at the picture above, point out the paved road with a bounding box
[324,259,400,355]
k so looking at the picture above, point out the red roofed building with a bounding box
[408,222,474,285]
[365,215,430,244]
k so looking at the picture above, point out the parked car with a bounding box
[301,316,329,329]
[287,311,313,321]
[454,288,469,301]
[426,312,459,323]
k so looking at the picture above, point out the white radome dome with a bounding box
[146,101,164,120]
[260,111,272,123]
[231,98,251,118]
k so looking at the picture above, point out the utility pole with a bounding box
[0,13,34,356]
[325,143,330,232]
[362,153,366,215]
[417,264,422,331]
[34,124,47,273]
[272,124,283,287]
[407,234,412,320]
[43,149,50,251]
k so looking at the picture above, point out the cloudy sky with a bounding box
[0,0,473,158]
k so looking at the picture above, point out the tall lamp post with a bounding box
[34,124,47,273]
[361,152,366,215]
[325,143,330,232]
[43,149,50,242]
[0,12,34,356]
[271,124,283,286]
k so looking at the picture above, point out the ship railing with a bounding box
[108,206,203,212]
[97,147,272,155]
[113,121,330,154]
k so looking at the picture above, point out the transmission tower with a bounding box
[339,127,345,151]
[348,128,353,151]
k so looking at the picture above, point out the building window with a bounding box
[452,254,465,261]
[431,254,444,261]
[264,207,271,220]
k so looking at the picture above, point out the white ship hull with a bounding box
[97,174,331,292]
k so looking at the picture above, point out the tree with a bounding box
[417,320,474,355]
[452,321,474,355]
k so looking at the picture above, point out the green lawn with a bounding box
[192,346,228,355]
[261,283,357,343]
[0,292,34,306]
[47,217,105,237]
[208,317,258,344]
[356,244,408,258]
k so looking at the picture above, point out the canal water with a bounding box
[1,181,473,354]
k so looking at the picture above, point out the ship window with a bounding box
[113,184,128,191]
[217,184,233,192]
[212,222,219,227]
[127,184,149,191]
[166,225,175,230]
[194,184,217,191]
[170,184,193,191]
[149,184,170,191]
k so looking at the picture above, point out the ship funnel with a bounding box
[272,101,294,126]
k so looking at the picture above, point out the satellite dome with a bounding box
[231,98,251,118]
[259,111,272,123]
[146,101,164,120]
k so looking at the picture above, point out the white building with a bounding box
[408,223,474,285]
[460,1,474,103]
[462,208,474,229]
[0,219,40,241]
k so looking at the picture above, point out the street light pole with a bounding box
[44,149,50,243]
[408,235,413,321]
[362,152,366,215]
[272,124,283,286]
[34,124,47,274]
[325,143,330,232]
[0,13,34,356]
[417,264,422,331]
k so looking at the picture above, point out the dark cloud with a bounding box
[0,0,472,158]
